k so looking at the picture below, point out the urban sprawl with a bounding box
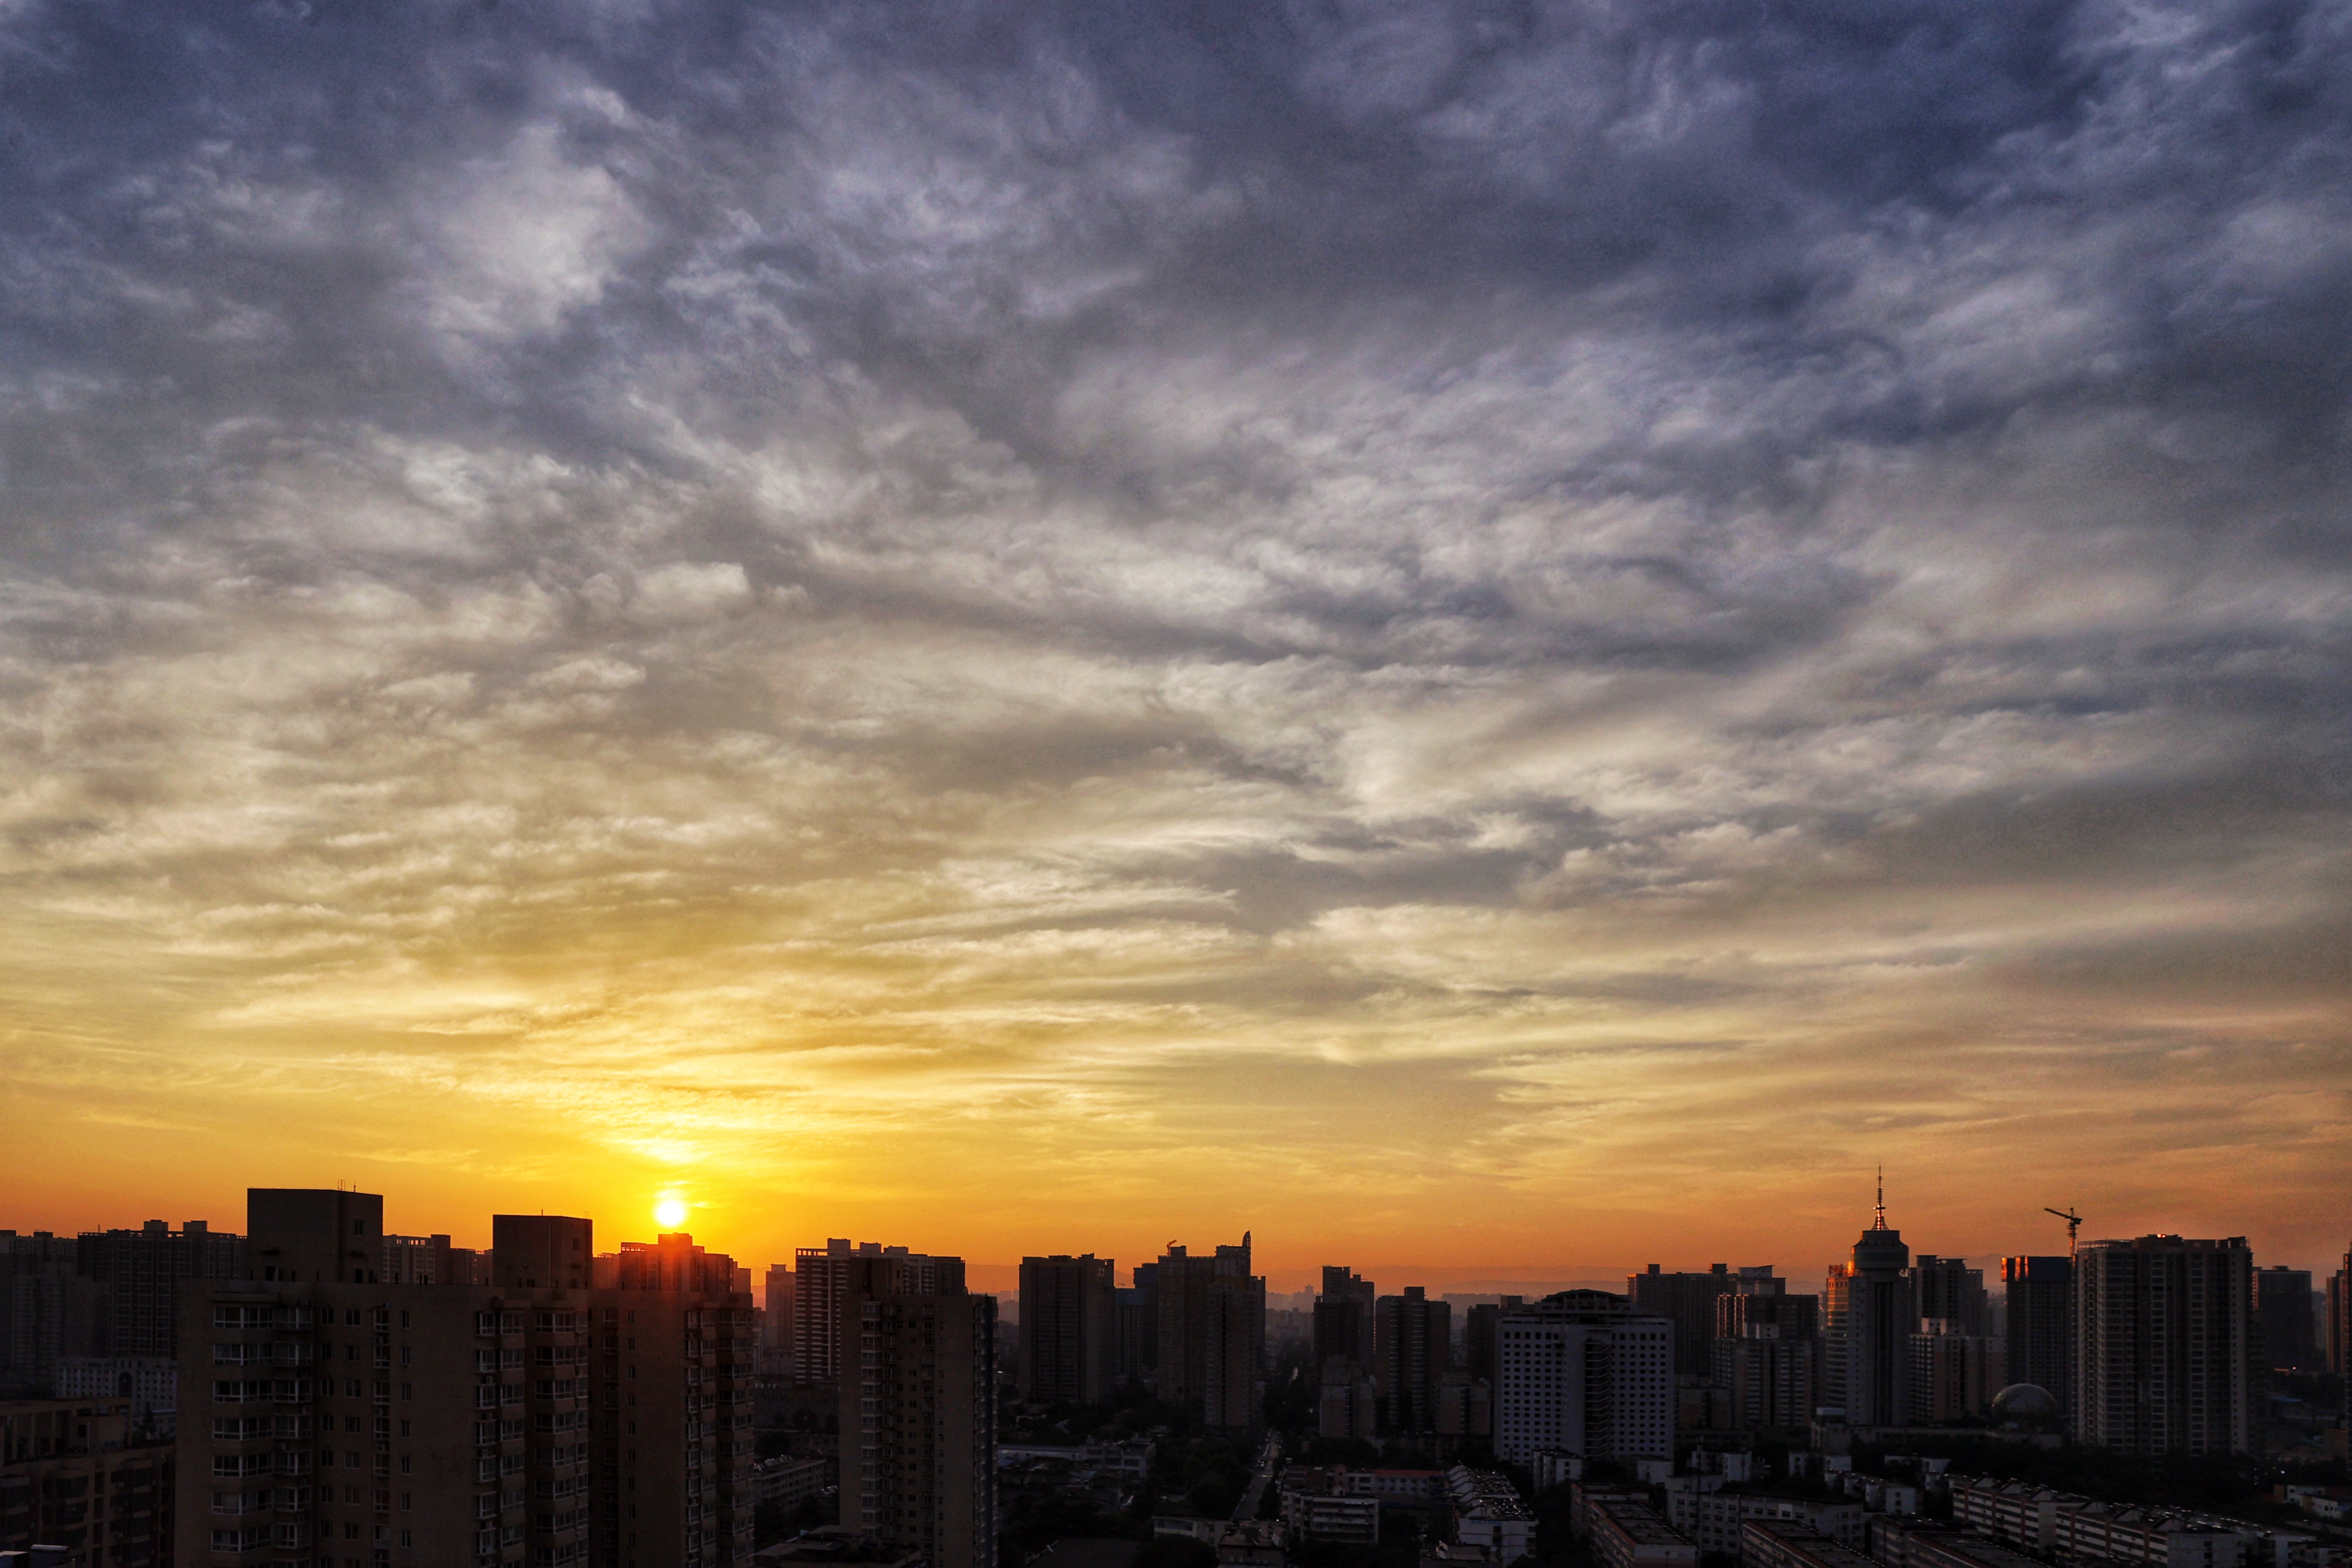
[1,1188,2347,1568]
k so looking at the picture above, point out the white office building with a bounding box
[1494,1290,1674,1465]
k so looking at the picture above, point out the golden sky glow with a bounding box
[1,0,2348,1285]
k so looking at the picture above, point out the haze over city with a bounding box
[3,0,2350,1285]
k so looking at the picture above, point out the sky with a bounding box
[2,0,2349,1287]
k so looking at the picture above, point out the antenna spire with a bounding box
[1873,1166,1887,1229]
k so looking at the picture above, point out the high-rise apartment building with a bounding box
[597,1238,757,1568]
[1111,1286,1150,1386]
[2073,1235,2254,1455]
[1493,1290,1672,1466]
[1153,1238,1263,1431]
[0,1232,85,1392]
[2330,1245,2349,1376]
[176,1191,753,1568]
[608,1234,736,1294]
[78,1221,247,1359]
[1908,1321,2004,1422]
[761,1267,795,1378]
[791,1243,964,1388]
[1824,1194,1913,1427]
[838,1273,996,1568]
[382,1235,487,1287]
[1627,1265,1766,1377]
[1313,1269,1375,1380]
[3,1394,174,1565]
[497,1217,594,1291]
[1710,1291,1819,1432]
[2000,1256,2071,1419]
[249,1188,384,1286]
[1374,1287,1451,1433]
[1464,1297,1522,1391]
[1913,1257,1990,1337]
[1017,1255,1114,1406]
[2254,1267,2315,1372]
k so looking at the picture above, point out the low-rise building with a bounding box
[1220,1520,1286,1567]
[1740,1519,1876,1568]
[753,1454,830,1511]
[1446,1467,1532,1562]
[1686,1491,1863,1556]
[1587,1496,1697,1568]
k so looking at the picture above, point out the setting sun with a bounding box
[654,1196,689,1229]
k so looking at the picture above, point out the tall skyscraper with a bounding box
[76,1220,246,1358]
[839,1270,996,1568]
[177,1190,754,1568]
[1154,1237,1263,1430]
[1018,1254,1114,1405]
[792,1242,964,1388]
[1374,1286,1451,1433]
[2002,1256,2072,1419]
[2254,1266,2316,1372]
[1825,1187,1913,1426]
[2073,1234,2255,1455]
[1492,1290,1672,1465]
[1313,1268,1375,1381]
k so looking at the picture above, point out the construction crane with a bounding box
[2044,1206,2082,1253]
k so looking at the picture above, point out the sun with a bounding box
[654,1196,689,1229]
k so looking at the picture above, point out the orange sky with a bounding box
[4,0,2350,1285]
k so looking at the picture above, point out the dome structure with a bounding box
[1990,1383,2060,1425]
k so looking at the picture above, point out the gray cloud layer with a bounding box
[2,0,2347,1259]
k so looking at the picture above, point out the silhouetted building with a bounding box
[839,1269,996,1568]
[248,1187,383,1285]
[492,1214,593,1290]
[1909,1321,2004,1422]
[1019,1254,1115,1405]
[1494,1290,1672,1465]
[792,1241,964,1387]
[382,1231,486,1286]
[610,1231,737,1293]
[1824,1193,1913,1427]
[1156,1237,1263,1430]
[2073,1234,2253,1454]
[1376,1287,1451,1433]
[1112,1284,1151,1384]
[2,1395,173,1564]
[77,1220,245,1359]
[2001,1256,2071,1426]
[762,1264,796,1377]
[1628,1265,1749,1378]
[1912,1257,1989,1338]
[2255,1266,2316,1372]
[1464,1298,1522,1390]
[1314,1268,1376,1384]
[178,1190,755,1568]
[1711,1292,1819,1431]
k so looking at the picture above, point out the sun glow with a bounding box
[654,1196,688,1228]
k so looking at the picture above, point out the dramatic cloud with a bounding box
[2,0,2347,1273]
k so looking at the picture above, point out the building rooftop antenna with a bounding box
[2044,1206,2082,1254]
[1873,1166,1888,1229]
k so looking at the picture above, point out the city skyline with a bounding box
[4,3,2350,1264]
[6,1183,2344,1293]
